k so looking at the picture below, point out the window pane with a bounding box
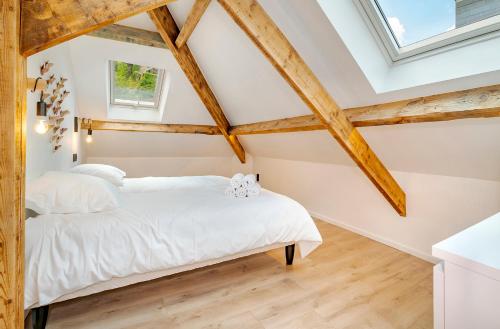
[376,0,500,47]
[112,61,162,109]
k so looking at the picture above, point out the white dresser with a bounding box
[432,212,500,329]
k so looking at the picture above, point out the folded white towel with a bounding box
[230,173,245,189]
[243,174,257,188]
[247,183,261,197]
[235,186,248,198]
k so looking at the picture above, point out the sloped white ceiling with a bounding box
[70,0,500,181]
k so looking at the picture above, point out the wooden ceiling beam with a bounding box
[345,84,500,127]
[149,6,246,163]
[87,24,167,49]
[230,84,500,135]
[175,0,211,48]
[230,115,324,135]
[81,120,222,135]
[219,0,405,216]
[21,0,176,56]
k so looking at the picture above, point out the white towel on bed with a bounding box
[235,187,248,198]
[227,173,262,198]
[243,174,257,188]
[247,183,262,197]
[230,173,245,189]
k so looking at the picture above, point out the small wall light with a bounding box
[86,120,93,143]
[33,78,48,134]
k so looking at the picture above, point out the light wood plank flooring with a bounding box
[45,220,433,329]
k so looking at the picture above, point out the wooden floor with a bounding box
[46,221,433,329]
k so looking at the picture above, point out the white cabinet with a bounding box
[433,212,500,329]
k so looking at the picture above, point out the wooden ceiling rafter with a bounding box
[175,0,212,48]
[87,24,167,49]
[148,5,246,163]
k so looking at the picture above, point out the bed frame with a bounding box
[28,243,295,329]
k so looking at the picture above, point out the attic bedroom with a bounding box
[2,0,500,328]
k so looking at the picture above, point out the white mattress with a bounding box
[25,176,322,309]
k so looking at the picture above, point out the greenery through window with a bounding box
[110,61,164,109]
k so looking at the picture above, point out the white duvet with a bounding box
[25,176,322,309]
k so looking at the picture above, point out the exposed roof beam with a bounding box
[230,115,323,135]
[219,0,405,216]
[81,120,222,135]
[87,24,167,49]
[175,0,211,48]
[149,6,246,163]
[345,84,500,127]
[230,84,500,135]
[21,0,176,56]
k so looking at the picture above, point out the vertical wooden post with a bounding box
[1,0,26,327]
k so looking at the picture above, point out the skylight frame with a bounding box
[356,0,500,62]
[109,60,165,110]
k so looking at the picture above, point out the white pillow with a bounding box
[70,164,126,186]
[26,171,120,215]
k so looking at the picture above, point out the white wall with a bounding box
[253,157,500,262]
[85,155,253,178]
[26,43,83,181]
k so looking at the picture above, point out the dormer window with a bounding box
[110,60,165,110]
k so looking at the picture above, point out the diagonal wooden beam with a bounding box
[21,0,176,56]
[88,24,167,49]
[81,120,222,135]
[149,6,246,163]
[230,84,500,135]
[175,0,212,48]
[219,0,405,215]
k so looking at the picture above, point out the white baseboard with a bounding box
[309,210,439,264]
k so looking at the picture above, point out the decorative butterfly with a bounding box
[46,74,56,85]
[40,61,53,75]
[60,90,70,100]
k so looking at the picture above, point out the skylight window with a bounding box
[357,0,500,61]
[110,61,164,109]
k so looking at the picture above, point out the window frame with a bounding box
[355,0,500,62]
[109,60,165,110]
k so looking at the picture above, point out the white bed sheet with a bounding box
[25,176,322,309]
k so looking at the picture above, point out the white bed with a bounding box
[25,175,322,310]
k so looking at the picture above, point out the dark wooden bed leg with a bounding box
[31,305,49,329]
[285,244,295,265]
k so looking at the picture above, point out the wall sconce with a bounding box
[86,120,93,143]
[73,117,79,162]
[33,78,49,134]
